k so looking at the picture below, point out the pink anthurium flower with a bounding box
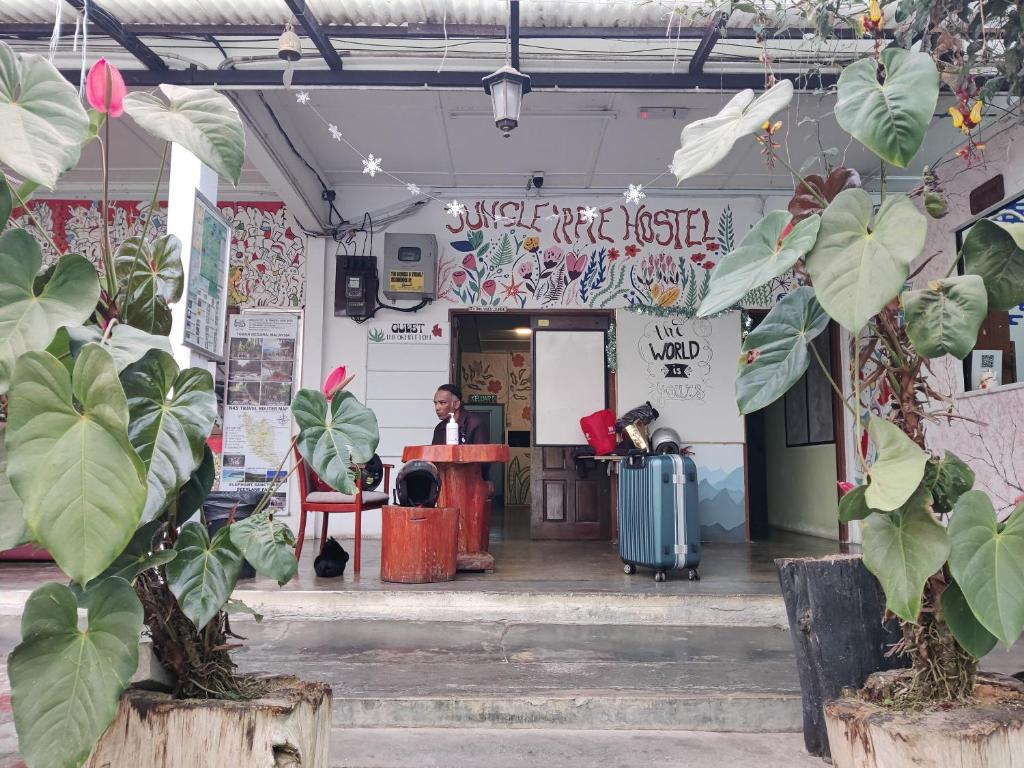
[86,58,127,118]
[837,481,856,496]
[323,365,353,399]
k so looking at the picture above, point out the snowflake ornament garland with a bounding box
[328,124,343,142]
[623,184,646,205]
[295,91,310,105]
[362,154,383,177]
[445,200,467,218]
[406,183,421,195]
[581,205,599,224]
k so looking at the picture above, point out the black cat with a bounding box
[313,537,350,578]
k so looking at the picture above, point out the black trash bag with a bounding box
[314,537,350,578]
[394,460,441,507]
[202,490,262,579]
[615,401,660,431]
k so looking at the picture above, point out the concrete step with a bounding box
[232,619,803,732]
[329,728,822,768]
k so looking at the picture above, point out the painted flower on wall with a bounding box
[651,284,681,307]
[511,353,526,368]
[705,242,720,252]
[625,244,640,258]
[523,236,540,252]
[482,279,497,297]
[463,253,478,270]
[702,261,716,270]
[542,245,563,269]
[453,271,467,286]
[691,253,705,263]
[609,247,621,261]
[566,251,588,281]
[518,261,534,279]
[487,379,503,394]
[522,406,531,421]
[432,324,443,337]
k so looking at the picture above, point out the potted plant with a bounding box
[0,48,379,767]
[668,4,1024,766]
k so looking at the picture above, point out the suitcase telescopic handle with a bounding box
[625,449,647,469]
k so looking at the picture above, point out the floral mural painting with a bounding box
[12,199,305,310]
[437,203,788,312]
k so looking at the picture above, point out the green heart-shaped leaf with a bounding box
[0,173,13,231]
[805,189,927,331]
[0,229,100,393]
[9,579,142,768]
[292,389,380,494]
[903,275,988,359]
[176,444,216,523]
[228,508,298,586]
[961,219,1024,311]
[166,522,242,629]
[115,235,184,337]
[672,79,793,183]
[71,521,176,608]
[839,484,873,523]
[121,350,217,522]
[698,212,821,316]
[948,492,1024,646]
[0,41,91,187]
[125,85,245,185]
[734,286,830,415]
[862,485,948,622]
[7,345,148,584]
[923,451,975,516]
[835,47,939,167]
[864,418,929,512]
[0,425,29,552]
[60,323,175,372]
[941,578,998,659]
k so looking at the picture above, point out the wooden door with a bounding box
[529,313,612,540]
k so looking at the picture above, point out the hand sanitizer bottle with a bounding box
[446,413,459,445]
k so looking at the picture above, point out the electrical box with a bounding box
[382,233,437,301]
[334,255,379,319]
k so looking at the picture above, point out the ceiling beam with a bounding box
[2,23,895,41]
[282,0,344,71]
[61,67,837,91]
[62,0,167,71]
[689,16,725,76]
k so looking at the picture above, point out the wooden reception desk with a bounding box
[401,444,510,572]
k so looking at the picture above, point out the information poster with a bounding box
[221,312,301,513]
[184,193,231,359]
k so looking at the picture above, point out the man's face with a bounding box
[434,389,459,421]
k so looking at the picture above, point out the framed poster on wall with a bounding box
[183,191,231,360]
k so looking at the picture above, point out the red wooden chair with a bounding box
[293,447,392,572]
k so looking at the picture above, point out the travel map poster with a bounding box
[221,312,301,514]
[184,192,230,359]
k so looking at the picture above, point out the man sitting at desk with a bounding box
[432,384,489,446]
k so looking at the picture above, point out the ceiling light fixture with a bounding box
[482,0,530,138]
[514,327,532,336]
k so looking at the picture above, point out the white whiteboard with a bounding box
[534,330,606,445]
[615,310,744,443]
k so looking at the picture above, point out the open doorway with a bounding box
[451,310,614,543]
[745,311,845,542]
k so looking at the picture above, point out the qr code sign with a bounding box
[981,354,995,368]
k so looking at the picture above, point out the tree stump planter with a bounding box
[825,672,1024,768]
[380,505,458,583]
[776,554,907,759]
[86,677,331,767]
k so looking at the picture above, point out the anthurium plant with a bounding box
[0,46,378,768]
[677,10,1024,705]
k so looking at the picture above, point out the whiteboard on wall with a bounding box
[615,310,744,443]
[534,330,606,445]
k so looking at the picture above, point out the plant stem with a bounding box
[251,436,299,517]
[137,142,169,247]
[770,148,830,208]
[99,124,117,299]
[809,340,859,420]
[852,327,871,477]
[8,180,63,258]
[879,161,887,203]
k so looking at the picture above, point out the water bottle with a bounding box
[445,413,459,445]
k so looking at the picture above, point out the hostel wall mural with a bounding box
[12,199,305,310]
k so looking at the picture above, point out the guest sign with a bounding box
[366,319,447,344]
[615,310,744,443]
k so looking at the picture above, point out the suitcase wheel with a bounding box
[654,570,667,583]
[623,563,636,575]
[687,569,700,581]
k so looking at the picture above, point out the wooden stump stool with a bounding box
[381,506,458,583]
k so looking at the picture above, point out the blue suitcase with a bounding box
[618,452,701,582]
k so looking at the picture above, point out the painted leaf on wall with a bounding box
[805,190,927,331]
[697,211,820,316]
[672,79,794,183]
[6,345,147,585]
[124,85,245,185]
[960,219,1024,311]
[166,522,242,629]
[121,350,217,522]
[292,389,379,495]
[8,579,142,768]
[941,578,999,659]
[835,48,940,167]
[734,286,830,414]
[228,509,298,586]
[948,492,1024,646]
[0,41,91,188]
[862,485,948,623]
[0,230,100,393]
[864,418,929,512]
[903,275,988,359]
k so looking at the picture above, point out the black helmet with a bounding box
[395,461,442,507]
[651,427,683,455]
[359,454,385,491]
